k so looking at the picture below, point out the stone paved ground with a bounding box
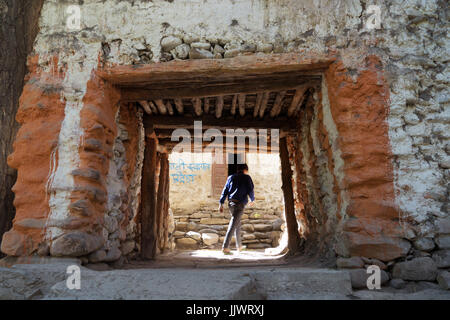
[0,253,449,300]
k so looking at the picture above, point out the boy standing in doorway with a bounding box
[219,163,255,254]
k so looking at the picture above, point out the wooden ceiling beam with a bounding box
[154,99,167,115]
[215,96,224,119]
[203,97,210,114]
[162,141,278,154]
[287,86,308,116]
[166,100,174,115]
[258,92,270,118]
[238,94,246,117]
[253,93,263,117]
[230,95,237,115]
[120,78,320,101]
[174,99,184,114]
[192,98,202,116]
[144,114,298,131]
[270,91,286,118]
[138,101,152,114]
[154,128,279,139]
[149,101,158,114]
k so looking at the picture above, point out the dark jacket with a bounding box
[219,172,255,205]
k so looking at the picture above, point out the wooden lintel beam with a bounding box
[99,53,334,85]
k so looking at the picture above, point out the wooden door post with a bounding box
[279,136,302,254]
[156,152,169,252]
[141,128,158,259]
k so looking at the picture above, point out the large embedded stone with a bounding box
[213,44,225,54]
[198,229,218,234]
[161,36,182,51]
[243,234,256,240]
[336,257,365,269]
[435,235,450,249]
[272,218,283,231]
[173,231,185,238]
[340,231,411,262]
[104,246,121,262]
[389,279,406,289]
[186,231,201,241]
[190,212,211,219]
[103,215,118,233]
[361,257,387,270]
[189,47,213,59]
[120,241,135,255]
[254,224,272,232]
[14,218,45,229]
[413,237,435,251]
[202,233,219,246]
[50,232,104,257]
[0,230,28,256]
[253,232,270,239]
[437,271,450,290]
[200,218,229,225]
[392,257,438,281]
[176,237,198,250]
[191,42,211,50]
[256,43,273,53]
[224,48,241,58]
[68,200,92,217]
[88,249,107,263]
[434,218,450,234]
[349,268,389,289]
[175,222,188,231]
[432,250,450,268]
[172,43,190,59]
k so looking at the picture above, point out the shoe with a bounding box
[222,248,232,255]
[237,245,247,253]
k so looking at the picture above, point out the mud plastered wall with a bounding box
[169,152,285,250]
[1,0,448,276]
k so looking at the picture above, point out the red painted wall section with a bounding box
[325,56,410,261]
[1,56,66,256]
[49,71,122,256]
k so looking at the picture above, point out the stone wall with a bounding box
[170,153,285,250]
[0,0,448,283]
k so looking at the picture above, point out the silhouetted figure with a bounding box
[219,163,255,254]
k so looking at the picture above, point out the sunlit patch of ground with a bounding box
[123,248,288,270]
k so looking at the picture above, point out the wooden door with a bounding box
[211,153,228,198]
